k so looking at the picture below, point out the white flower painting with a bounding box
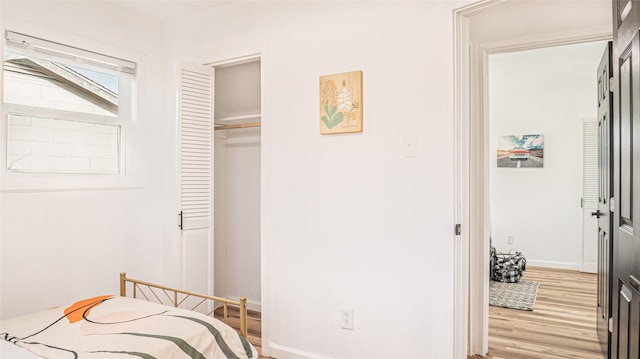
[319,71,363,134]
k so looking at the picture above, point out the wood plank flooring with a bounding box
[214,307,270,358]
[220,267,602,359]
[482,266,605,359]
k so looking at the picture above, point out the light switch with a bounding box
[404,133,417,157]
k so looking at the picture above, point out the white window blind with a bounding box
[179,63,213,230]
[5,31,136,75]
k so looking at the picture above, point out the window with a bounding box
[2,31,136,174]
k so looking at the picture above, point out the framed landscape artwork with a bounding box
[497,134,544,168]
[319,70,363,134]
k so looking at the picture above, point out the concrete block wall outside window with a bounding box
[7,114,119,173]
[4,71,117,118]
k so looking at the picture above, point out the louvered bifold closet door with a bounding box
[179,62,214,297]
[582,119,599,274]
[180,63,214,231]
[583,120,598,206]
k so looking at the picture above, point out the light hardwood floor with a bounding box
[222,267,603,359]
[215,307,270,358]
[481,266,605,359]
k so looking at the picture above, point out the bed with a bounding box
[0,273,256,359]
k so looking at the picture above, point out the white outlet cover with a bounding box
[340,308,354,330]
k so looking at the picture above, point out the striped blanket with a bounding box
[1,295,254,359]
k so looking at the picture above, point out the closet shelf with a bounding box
[214,113,261,123]
[214,122,261,131]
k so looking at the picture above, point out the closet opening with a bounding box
[211,55,263,352]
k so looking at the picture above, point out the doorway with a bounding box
[486,42,608,358]
[452,1,612,357]
[210,54,264,350]
[487,42,606,273]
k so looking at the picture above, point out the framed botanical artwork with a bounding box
[319,70,363,134]
[497,134,544,168]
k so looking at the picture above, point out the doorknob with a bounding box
[591,210,603,218]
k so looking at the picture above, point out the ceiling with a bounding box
[108,0,228,23]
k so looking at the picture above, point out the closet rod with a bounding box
[214,122,261,131]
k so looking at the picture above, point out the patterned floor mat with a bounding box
[489,279,540,311]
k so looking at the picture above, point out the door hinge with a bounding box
[608,317,613,333]
[610,197,615,212]
[455,224,461,236]
[178,211,183,230]
[581,197,584,208]
[610,77,614,92]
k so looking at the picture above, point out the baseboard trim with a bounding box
[246,299,261,313]
[216,294,261,312]
[526,260,580,271]
[267,342,332,359]
[580,261,597,274]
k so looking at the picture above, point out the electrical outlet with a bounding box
[507,235,514,245]
[340,308,354,330]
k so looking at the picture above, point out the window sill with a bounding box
[0,172,143,193]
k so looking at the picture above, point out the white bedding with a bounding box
[1,295,257,359]
[1,337,259,359]
[1,339,41,358]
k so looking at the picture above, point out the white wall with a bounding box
[0,1,610,357]
[214,128,262,310]
[164,1,463,358]
[0,1,177,318]
[489,41,608,269]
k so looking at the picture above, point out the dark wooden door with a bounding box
[612,1,640,358]
[597,41,614,358]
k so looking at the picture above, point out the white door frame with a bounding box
[201,45,271,356]
[453,1,611,356]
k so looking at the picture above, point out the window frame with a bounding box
[1,27,141,191]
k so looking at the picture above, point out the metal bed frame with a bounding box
[119,272,247,337]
